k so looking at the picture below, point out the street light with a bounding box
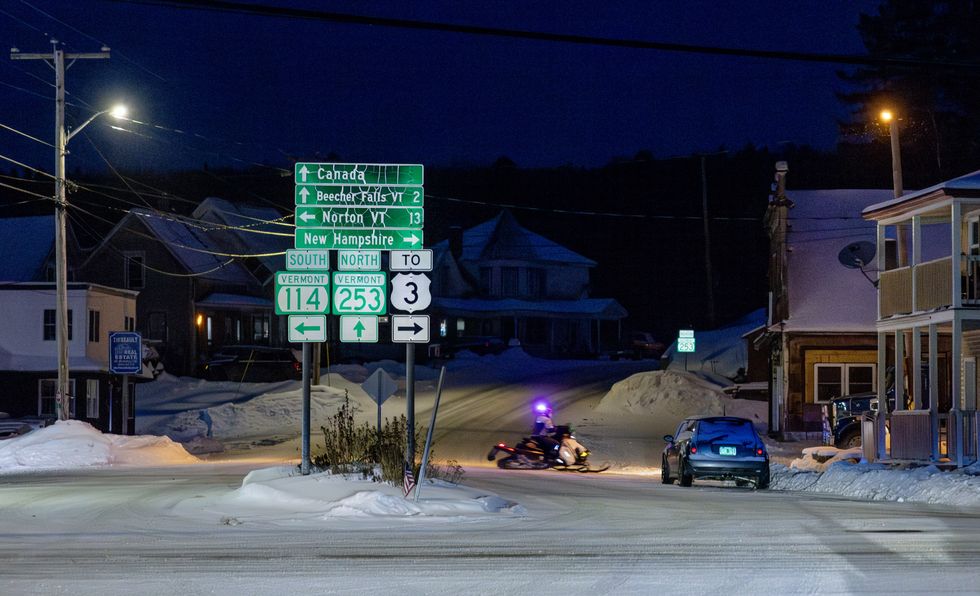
[50,103,127,421]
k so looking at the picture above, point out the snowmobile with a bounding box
[487,425,608,472]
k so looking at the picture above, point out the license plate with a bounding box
[719,446,737,456]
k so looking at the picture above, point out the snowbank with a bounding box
[772,459,980,506]
[172,465,526,523]
[144,383,350,443]
[596,370,766,428]
[0,420,198,472]
[789,446,863,472]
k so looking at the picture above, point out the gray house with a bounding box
[430,211,627,357]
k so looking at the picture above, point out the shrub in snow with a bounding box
[312,392,462,485]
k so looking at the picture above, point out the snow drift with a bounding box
[0,420,198,472]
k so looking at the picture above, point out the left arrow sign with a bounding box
[288,315,326,342]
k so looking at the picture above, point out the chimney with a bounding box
[449,226,463,258]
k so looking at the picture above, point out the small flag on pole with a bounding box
[403,460,416,497]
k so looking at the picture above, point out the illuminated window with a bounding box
[814,363,876,403]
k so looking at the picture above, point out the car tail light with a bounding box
[293,361,301,372]
[497,443,505,447]
[690,445,697,454]
[756,448,765,456]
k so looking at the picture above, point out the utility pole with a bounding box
[11,40,110,420]
[700,154,716,328]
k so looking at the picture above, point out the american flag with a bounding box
[403,460,416,497]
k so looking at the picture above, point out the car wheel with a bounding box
[679,458,693,487]
[661,456,673,485]
[839,429,862,450]
[756,467,771,490]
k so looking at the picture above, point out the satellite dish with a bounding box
[838,241,876,269]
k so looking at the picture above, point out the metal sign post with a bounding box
[415,366,447,502]
[301,343,312,475]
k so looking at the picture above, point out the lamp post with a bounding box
[11,39,124,420]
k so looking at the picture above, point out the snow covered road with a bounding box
[2,464,979,595]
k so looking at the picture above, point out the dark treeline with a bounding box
[0,136,972,341]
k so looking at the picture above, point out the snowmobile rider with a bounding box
[532,402,561,456]
[533,402,556,435]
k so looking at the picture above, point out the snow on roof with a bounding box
[193,197,290,273]
[0,348,104,372]
[0,216,52,281]
[433,296,626,319]
[783,189,894,332]
[863,169,980,215]
[131,209,254,284]
[432,211,595,266]
[196,292,273,309]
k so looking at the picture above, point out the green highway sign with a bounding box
[296,229,423,251]
[332,271,387,315]
[274,272,330,315]
[294,163,423,186]
[295,206,424,229]
[288,315,327,342]
[295,185,424,207]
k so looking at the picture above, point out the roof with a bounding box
[781,189,894,333]
[193,197,291,275]
[127,209,254,284]
[196,292,272,309]
[0,216,53,281]
[433,296,626,319]
[863,169,980,217]
[432,211,595,266]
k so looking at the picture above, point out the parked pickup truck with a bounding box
[830,390,895,449]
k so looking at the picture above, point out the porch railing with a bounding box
[879,266,912,317]
[889,410,932,461]
[916,257,952,311]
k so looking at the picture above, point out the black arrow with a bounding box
[397,322,423,335]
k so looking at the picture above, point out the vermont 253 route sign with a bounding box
[331,272,387,315]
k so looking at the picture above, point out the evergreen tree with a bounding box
[838,1,980,182]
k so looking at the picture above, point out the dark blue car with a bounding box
[662,416,770,489]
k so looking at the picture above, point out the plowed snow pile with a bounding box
[0,420,198,471]
[596,370,729,417]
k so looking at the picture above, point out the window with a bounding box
[501,267,519,297]
[814,363,876,403]
[252,313,270,343]
[38,379,75,417]
[439,319,447,337]
[42,309,72,341]
[527,268,545,298]
[206,316,213,345]
[88,310,101,343]
[124,316,136,332]
[479,267,492,295]
[124,252,145,289]
[86,379,99,419]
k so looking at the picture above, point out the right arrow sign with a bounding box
[391,315,430,343]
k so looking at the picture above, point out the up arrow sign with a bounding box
[299,165,310,182]
[353,318,365,339]
[298,187,310,203]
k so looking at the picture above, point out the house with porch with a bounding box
[429,211,627,357]
[763,167,897,436]
[863,170,980,466]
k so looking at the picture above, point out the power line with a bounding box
[111,0,980,71]
[0,151,55,179]
[0,121,56,148]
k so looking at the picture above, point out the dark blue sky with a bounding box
[1,0,880,173]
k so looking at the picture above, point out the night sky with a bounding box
[1,0,880,174]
